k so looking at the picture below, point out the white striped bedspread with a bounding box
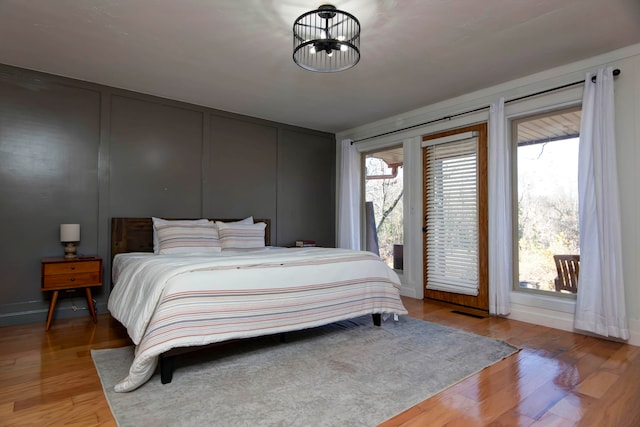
[108,247,408,392]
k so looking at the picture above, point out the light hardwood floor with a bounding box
[1,297,639,426]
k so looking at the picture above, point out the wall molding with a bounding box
[508,299,639,347]
[0,300,109,328]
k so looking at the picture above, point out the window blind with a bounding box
[425,137,479,296]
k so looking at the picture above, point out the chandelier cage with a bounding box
[292,4,361,72]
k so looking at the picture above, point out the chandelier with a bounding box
[292,4,361,72]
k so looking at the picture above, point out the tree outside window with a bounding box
[365,149,404,270]
[515,107,581,295]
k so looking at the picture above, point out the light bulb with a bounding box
[310,46,316,54]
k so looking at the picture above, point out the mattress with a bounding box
[108,247,407,391]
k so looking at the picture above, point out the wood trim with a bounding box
[422,123,489,311]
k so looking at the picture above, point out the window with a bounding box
[513,107,581,296]
[364,146,404,270]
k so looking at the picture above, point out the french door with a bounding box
[422,123,488,310]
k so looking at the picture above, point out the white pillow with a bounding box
[218,216,253,225]
[156,222,221,254]
[152,217,209,254]
[216,221,266,250]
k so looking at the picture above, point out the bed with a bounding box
[108,217,408,392]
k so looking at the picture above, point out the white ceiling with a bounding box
[1,0,639,134]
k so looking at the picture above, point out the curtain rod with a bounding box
[351,68,621,144]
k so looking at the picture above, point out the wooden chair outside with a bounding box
[553,254,580,293]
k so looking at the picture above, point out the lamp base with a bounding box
[64,242,77,259]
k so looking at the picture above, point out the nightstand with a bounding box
[41,256,102,331]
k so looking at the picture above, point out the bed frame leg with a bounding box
[372,313,381,326]
[160,354,175,384]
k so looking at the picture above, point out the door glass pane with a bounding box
[365,146,404,270]
[425,137,479,295]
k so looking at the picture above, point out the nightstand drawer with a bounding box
[43,260,101,276]
[41,256,103,330]
[42,272,101,289]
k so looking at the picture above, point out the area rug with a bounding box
[92,315,517,427]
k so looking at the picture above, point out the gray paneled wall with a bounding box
[278,129,335,247]
[109,95,205,217]
[0,63,335,326]
[207,115,278,221]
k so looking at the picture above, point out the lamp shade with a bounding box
[293,4,360,72]
[60,224,80,242]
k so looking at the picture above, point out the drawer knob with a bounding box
[71,267,75,270]
[70,278,75,282]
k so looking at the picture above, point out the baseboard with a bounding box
[509,302,640,347]
[0,299,109,327]
[628,317,640,347]
[399,284,419,299]
[508,303,575,331]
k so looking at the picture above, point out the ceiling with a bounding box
[516,110,581,146]
[1,0,639,134]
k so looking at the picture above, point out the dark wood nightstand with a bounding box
[41,256,102,331]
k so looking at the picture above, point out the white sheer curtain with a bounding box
[488,98,512,315]
[337,139,361,250]
[574,67,629,340]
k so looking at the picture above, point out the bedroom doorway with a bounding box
[421,124,488,311]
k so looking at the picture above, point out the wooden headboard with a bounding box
[110,217,271,261]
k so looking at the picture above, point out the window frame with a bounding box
[510,105,581,299]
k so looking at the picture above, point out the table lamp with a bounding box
[60,224,80,259]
